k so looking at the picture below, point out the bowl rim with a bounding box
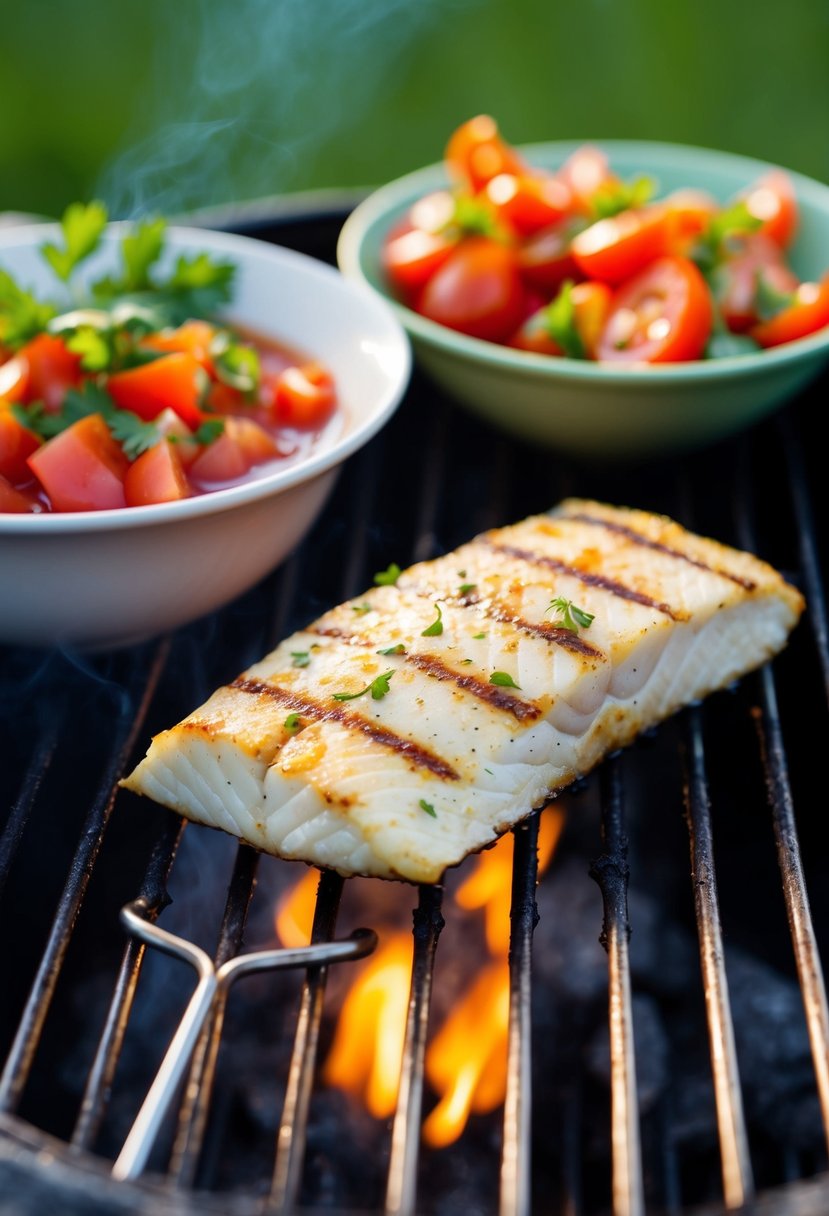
[0,223,411,534]
[337,137,829,385]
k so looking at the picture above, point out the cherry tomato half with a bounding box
[415,236,528,343]
[597,256,713,364]
[749,274,829,348]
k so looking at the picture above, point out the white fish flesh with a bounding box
[121,499,804,883]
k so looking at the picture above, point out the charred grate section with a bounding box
[1,202,828,1216]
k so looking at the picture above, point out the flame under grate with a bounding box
[1,202,828,1216]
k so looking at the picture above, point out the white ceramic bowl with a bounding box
[338,140,829,458]
[0,224,411,650]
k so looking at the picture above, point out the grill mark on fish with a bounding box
[229,677,460,779]
[561,510,758,591]
[309,625,542,720]
[485,539,685,621]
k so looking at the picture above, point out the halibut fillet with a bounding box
[121,500,804,883]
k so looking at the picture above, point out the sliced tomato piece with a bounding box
[517,218,584,293]
[0,408,41,481]
[482,172,572,238]
[415,236,528,344]
[597,256,714,364]
[742,169,798,249]
[124,440,191,507]
[5,334,82,411]
[141,320,218,374]
[749,274,829,348]
[712,233,799,333]
[272,363,338,429]
[27,413,128,511]
[571,205,674,285]
[0,473,40,513]
[107,352,205,429]
[189,416,280,484]
[556,145,620,213]
[445,114,528,192]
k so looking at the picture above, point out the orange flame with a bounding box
[323,934,413,1118]
[274,868,319,947]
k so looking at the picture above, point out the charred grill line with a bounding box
[682,706,754,1209]
[385,882,445,1216]
[0,640,171,1115]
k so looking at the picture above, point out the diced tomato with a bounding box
[3,334,82,411]
[189,416,281,485]
[556,145,620,214]
[742,169,799,249]
[517,218,584,293]
[107,352,205,429]
[0,473,40,513]
[415,236,528,344]
[571,205,675,285]
[124,440,191,507]
[271,363,338,429]
[445,114,528,193]
[712,233,800,333]
[141,320,218,374]
[0,408,41,481]
[482,172,573,238]
[749,273,829,348]
[27,413,128,511]
[597,256,714,364]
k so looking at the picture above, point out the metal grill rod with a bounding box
[112,898,377,1182]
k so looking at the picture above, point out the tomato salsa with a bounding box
[382,115,829,365]
[0,207,339,514]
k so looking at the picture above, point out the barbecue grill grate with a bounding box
[1,203,828,1216]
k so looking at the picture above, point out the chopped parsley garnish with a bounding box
[421,603,444,637]
[490,671,520,689]
[547,596,595,633]
[374,563,402,586]
[290,651,311,668]
[419,799,437,818]
[377,644,405,655]
[283,713,303,734]
[332,670,395,702]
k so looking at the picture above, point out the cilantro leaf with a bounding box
[41,201,108,283]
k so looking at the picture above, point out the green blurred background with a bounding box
[1,0,827,221]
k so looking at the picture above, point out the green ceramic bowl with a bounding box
[337,140,829,458]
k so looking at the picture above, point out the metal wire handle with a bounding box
[111,897,377,1182]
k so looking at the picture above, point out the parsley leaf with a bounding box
[490,671,520,689]
[332,670,395,702]
[548,596,595,632]
[421,603,444,637]
[374,562,402,586]
[41,201,108,283]
[419,799,437,818]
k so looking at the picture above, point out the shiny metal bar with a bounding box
[683,707,754,1209]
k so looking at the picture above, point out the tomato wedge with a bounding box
[597,256,713,363]
[415,236,528,343]
[107,352,205,429]
[124,440,190,507]
[0,408,41,481]
[749,274,829,348]
[571,206,674,285]
[445,114,528,192]
[27,413,128,511]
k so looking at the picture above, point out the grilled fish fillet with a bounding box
[121,499,804,883]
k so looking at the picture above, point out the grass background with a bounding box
[0,0,827,220]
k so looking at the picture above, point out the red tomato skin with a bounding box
[0,473,40,513]
[415,237,528,343]
[445,114,527,192]
[743,169,799,249]
[107,352,205,429]
[749,274,829,348]
[597,256,714,364]
[571,206,674,285]
[27,414,128,511]
[272,363,337,429]
[6,334,82,411]
[124,441,191,507]
[0,409,41,481]
[714,233,799,333]
[517,220,583,293]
